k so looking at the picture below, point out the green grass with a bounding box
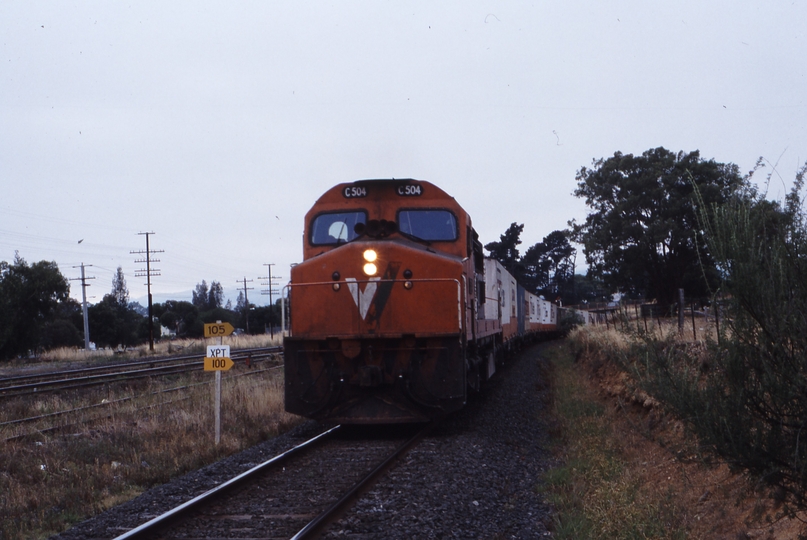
[539,340,688,540]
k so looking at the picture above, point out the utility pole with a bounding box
[132,232,163,351]
[258,263,282,338]
[238,277,254,334]
[69,263,95,351]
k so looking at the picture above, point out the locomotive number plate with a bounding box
[397,184,423,196]
[343,186,368,198]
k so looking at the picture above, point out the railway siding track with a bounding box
[0,347,282,399]
[1,347,283,442]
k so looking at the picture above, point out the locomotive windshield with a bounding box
[310,211,367,245]
[397,209,458,241]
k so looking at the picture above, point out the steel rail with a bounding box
[0,351,282,399]
[0,346,282,388]
[110,425,342,540]
[290,421,436,539]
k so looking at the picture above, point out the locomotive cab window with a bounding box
[397,209,458,242]
[310,211,367,245]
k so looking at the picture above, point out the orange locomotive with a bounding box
[284,179,560,423]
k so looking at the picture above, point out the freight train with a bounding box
[283,179,585,423]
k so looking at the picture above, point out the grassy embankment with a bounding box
[0,335,302,540]
[540,321,802,539]
[540,325,687,539]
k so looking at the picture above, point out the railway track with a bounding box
[0,346,282,399]
[112,422,432,540]
[1,365,283,442]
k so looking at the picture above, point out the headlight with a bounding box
[363,262,378,276]
[363,249,378,262]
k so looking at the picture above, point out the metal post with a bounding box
[215,334,222,445]
[215,370,221,445]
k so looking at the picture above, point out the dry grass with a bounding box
[603,305,722,343]
[0,361,303,539]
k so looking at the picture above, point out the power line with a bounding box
[237,277,254,334]
[131,232,164,351]
[258,263,282,338]
[69,263,95,351]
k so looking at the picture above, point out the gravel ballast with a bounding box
[51,342,557,539]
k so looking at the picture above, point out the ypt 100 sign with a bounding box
[204,345,233,371]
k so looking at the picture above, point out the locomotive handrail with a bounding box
[282,283,290,336]
[281,278,462,337]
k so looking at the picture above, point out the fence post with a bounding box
[678,289,685,336]
[642,304,648,333]
[715,299,721,346]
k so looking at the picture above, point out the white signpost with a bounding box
[203,327,234,444]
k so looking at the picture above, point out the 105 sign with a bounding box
[204,322,234,338]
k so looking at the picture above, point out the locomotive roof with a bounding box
[315,179,454,203]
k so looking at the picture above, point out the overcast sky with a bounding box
[2,1,805,306]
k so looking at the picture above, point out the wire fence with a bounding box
[571,290,724,343]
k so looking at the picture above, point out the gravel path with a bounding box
[50,342,557,539]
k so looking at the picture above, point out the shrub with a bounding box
[632,164,807,509]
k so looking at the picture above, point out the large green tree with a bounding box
[88,267,144,349]
[521,230,576,300]
[154,300,201,338]
[571,147,748,306]
[208,281,224,309]
[484,222,524,276]
[0,254,73,359]
[192,280,209,309]
[111,266,129,306]
[192,279,225,311]
[87,295,140,349]
[486,225,578,303]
